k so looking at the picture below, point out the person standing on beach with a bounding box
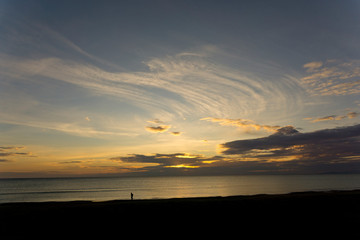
[131,192,133,200]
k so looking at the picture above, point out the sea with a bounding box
[1,174,360,203]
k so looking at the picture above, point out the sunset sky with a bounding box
[1,0,360,178]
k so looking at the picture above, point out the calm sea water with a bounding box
[1,174,360,203]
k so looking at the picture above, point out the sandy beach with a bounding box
[1,190,360,237]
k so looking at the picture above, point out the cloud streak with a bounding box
[145,125,171,133]
[170,131,182,136]
[0,146,34,162]
[306,111,359,123]
[201,117,281,133]
[145,119,183,135]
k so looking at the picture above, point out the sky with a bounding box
[1,0,360,178]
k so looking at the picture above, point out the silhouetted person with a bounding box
[131,192,133,200]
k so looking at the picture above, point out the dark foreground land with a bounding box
[1,190,360,238]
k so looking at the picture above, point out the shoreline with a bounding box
[1,189,360,210]
[1,188,360,204]
[2,189,360,237]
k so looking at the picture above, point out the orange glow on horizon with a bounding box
[165,164,199,168]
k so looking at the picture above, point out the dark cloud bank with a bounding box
[112,124,360,176]
[221,125,360,155]
[220,124,360,174]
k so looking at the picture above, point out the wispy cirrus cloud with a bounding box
[0,53,274,118]
[0,22,305,122]
[301,60,360,96]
